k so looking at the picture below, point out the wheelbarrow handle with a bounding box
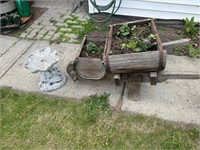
[162,38,190,49]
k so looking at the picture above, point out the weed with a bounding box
[76,19,97,40]
[188,44,200,58]
[49,18,58,25]
[172,47,184,56]
[86,42,100,54]
[69,14,79,21]
[60,14,65,18]
[184,17,198,39]
[117,24,130,37]
[50,35,70,44]
[80,94,110,123]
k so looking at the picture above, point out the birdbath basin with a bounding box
[26,47,66,92]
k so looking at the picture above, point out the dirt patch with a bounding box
[157,25,199,58]
[157,25,186,43]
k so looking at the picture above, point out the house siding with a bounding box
[88,0,200,21]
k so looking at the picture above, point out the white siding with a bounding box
[88,0,200,22]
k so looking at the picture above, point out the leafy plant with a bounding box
[117,24,130,37]
[121,41,137,50]
[131,35,157,52]
[184,17,198,39]
[147,33,156,40]
[9,12,20,19]
[172,47,184,56]
[77,19,97,40]
[188,44,200,58]
[86,42,100,54]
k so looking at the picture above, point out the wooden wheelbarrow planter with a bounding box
[66,19,200,100]
[67,35,107,80]
[105,19,169,85]
[105,19,166,74]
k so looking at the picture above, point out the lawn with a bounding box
[0,87,199,150]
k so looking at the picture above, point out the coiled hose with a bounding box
[88,0,122,22]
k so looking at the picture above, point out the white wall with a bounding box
[88,0,200,22]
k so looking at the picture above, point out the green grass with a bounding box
[0,87,199,150]
[172,46,185,56]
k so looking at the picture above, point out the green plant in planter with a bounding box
[9,12,20,24]
[121,41,137,50]
[131,34,157,52]
[188,44,200,58]
[147,34,156,40]
[4,14,13,25]
[184,17,198,39]
[86,42,100,54]
[0,15,6,27]
[117,24,130,37]
[10,12,20,18]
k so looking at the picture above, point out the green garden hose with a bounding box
[88,0,122,22]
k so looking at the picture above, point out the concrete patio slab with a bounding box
[0,35,19,56]
[0,40,123,106]
[0,37,35,78]
[122,55,200,125]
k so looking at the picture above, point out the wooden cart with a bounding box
[67,19,200,100]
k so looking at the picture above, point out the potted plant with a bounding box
[105,19,167,74]
[67,35,107,80]
[0,15,6,27]
[0,11,20,33]
[10,12,20,24]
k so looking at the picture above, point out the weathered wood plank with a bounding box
[112,19,151,27]
[123,71,200,83]
[162,39,190,49]
[108,50,167,73]
[158,71,200,82]
[127,77,142,101]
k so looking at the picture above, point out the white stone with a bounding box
[25,47,59,73]
[39,67,66,92]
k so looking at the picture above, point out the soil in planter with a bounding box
[111,23,157,55]
[80,41,105,58]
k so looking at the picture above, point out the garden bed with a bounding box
[80,36,105,59]
[111,21,157,54]
[105,19,167,74]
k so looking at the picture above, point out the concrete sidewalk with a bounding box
[0,0,200,125]
[1,35,200,125]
